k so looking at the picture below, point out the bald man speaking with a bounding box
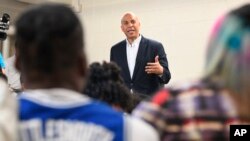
[110,12,171,97]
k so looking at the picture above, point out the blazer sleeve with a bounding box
[156,43,171,84]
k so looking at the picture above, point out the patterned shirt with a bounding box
[132,81,238,141]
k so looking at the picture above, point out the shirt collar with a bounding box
[126,35,142,47]
[20,88,91,108]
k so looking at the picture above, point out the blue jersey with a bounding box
[18,89,124,141]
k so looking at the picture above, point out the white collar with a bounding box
[20,88,91,108]
[126,35,142,46]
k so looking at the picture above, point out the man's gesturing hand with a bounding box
[145,55,163,75]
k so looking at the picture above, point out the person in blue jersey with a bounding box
[15,3,159,141]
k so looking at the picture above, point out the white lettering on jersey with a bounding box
[19,119,114,141]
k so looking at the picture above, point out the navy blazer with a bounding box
[110,36,171,96]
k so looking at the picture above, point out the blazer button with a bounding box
[130,83,133,87]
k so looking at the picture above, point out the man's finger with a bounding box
[145,65,157,69]
[147,62,157,66]
[145,68,153,72]
[155,55,159,62]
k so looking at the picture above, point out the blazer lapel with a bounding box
[132,36,147,81]
[120,40,132,81]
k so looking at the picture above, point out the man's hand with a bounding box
[145,55,163,75]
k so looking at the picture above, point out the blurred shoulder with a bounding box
[142,36,163,46]
[125,115,159,141]
[111,40,126,49]
[5,55,15,65]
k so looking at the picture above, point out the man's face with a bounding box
[121,13,140,41]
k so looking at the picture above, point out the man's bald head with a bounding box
[121,12,139,24]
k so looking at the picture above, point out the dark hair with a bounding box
[230,4,250,26]
[103,61,124,83]
[15,3,83,74]
[100,81,134,113]
[86,61,124,83]
[83,62,134,113]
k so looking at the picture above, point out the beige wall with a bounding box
[1,0,249,84]
[80,0,250,84]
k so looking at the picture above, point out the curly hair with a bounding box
[83,62,136,113]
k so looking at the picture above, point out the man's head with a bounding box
[121,12,141,42]
[15,3,87,91]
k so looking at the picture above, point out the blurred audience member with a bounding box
[5,42,21,93]
[0,78,17,141]
[15,3,159,141]
[133,4,250,141]
[84,62,137,113]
